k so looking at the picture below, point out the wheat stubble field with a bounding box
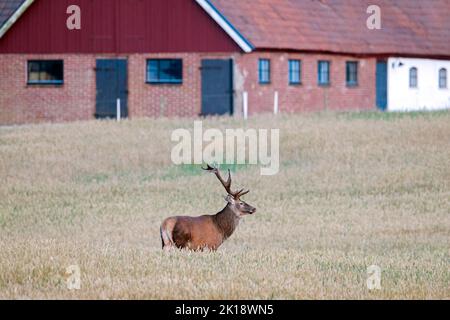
[0,111,449,299]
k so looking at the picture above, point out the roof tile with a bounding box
[211,0,450,56]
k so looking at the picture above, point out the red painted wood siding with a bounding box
[0,0,241,53]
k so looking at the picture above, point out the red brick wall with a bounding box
[129,53,237,118]
[0,51,376,125]
[0,54,96,124]
[234,52,376,114]
[0,53,237,125]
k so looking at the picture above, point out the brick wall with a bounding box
[0,54,96,125]
[0,51,376,125]
[129,53,201,118]
[129,53,237,118]
[0,53,237,125]
[235,52,377,115]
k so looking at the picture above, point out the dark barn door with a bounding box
[95,59,128,119]
[376,60,388,111]
[201,59,233,115]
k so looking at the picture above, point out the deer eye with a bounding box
[240,202,243,205]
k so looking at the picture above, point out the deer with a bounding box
[160,164,256,251]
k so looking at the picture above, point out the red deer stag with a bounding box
[160,165,256,251]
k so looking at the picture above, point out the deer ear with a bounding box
[224,194,235,204]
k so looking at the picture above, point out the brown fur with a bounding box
[160,165,256,251]
[160,203,252,251]
[212,206,240,240]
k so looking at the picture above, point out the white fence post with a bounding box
[274,91,279,115]
[243,91,248,120]
[116,98,121,122]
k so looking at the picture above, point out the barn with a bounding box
[0,0,449,125]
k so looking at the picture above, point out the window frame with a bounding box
[27,60,64,85]
[346,61,359,87]
[288,59,301,85]
[318,60,331,86]
[439,68,447,89]
[146,59,183,84]
[258,58,271,84]
[409,67,418,88]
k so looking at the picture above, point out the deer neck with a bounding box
[213,205,240,240]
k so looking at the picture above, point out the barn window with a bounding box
[439,68,447,89]
[318,61,330,85]
[346,61,358,86]
[409,67,418,88]
[27,60,64,85]
[258,59,270,84]
[147,59,182,84]
[289,59,301,85]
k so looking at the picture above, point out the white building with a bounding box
[388,58,450,111]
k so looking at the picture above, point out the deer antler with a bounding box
[202,164,249,199]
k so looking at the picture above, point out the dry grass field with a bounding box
[0,111,449,299]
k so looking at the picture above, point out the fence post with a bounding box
[116,98,121,122]
[243,91,248,120]
[274,91,279,115]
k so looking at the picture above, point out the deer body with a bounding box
[160,165,256,251]
[161,205,240,251]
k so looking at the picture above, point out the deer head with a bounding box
[202,164,256,217]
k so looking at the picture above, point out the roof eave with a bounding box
[0,0,35,39]
[195,0,254,53]
[253,47,450,60]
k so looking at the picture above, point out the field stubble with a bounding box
[0,111,449,299]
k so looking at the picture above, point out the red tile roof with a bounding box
[210,0,450,57]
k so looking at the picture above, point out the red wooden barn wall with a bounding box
[0,0,241,53]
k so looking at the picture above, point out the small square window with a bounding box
[318,61,330,86]
[259,59,270,84]
[289,60,301,85]
[346,61,358,86]
[147,59,182,84]
[27,60,64,85]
